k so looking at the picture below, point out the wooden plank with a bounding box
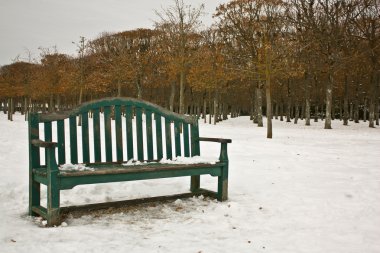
[125,105,134,160]
[136,107,144,161]
[60,189,217,215]
[104,106,112,162]
[190,123,200,156]
[28,113,41,216]
[165,118,172,159]
[59,162,222,177]
[155,114,163,160]
[114,105,123,162]
[198,137,232,143]
[69,116,78,164]
[174,121,181,157]
[146,110,154,160]
[81,112,90,163]
[57,120,66,164]
[44,121,52,165]
[183,123,190,157]
[93,108,101,162]
[38,97,196,125]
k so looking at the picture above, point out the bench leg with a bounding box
[47,170,61,226]
[29,179,40,216]
[217,166,228,201]
[190,175,200,193]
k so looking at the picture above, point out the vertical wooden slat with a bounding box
[104,106,112,162]
[190,120,201,193]
[125,105,134,160]
[93,108,101,162]
[69,116,78,164]
[81,112,90,163]
[44,121,52,165]
[155,114,163,160]
[174,121,181,157]
[136,107,144,161]
[115,105,123,162]
[183,123,190,157]
[29,113,40,216]
[165,118,172,159]
[190,122,200,156]
[57,120,65,164]
[146,110,154,160]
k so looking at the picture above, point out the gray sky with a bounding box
[0,0,226,66]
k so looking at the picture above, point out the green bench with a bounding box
[28,97,231,226]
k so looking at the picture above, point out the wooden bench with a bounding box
[28,97,231,226]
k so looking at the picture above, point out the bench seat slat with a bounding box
[59,162,223,177]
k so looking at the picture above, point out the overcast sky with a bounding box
[0,0,226,66]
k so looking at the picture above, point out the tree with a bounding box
[215,0,287,138]
[155,0,204,114]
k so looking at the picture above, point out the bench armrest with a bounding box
[31,139,58,148]
[198,137,232,144]
[198,137,231,162]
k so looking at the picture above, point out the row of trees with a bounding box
[0,0,379,137]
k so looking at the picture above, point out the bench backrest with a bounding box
[28,98,200,167]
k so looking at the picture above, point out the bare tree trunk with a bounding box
[377,72,380,126]
[117,80,122,97]
[274,102,278,120]
[363,98,367,122]
[314,105,319,122]
[253,90,258,124]
[8,98,13,121]
[331,101,335,120]
[169,81,175,112]
[294,102,299,124]
[203,98,207,123]
[49,94,54,113]
[24,97,29,121]
[264,47,273,138]
[213,91,218,125]
[136,78,143,99]
[354,98,359,123]
[208,94,212,124]
[250,99,254,120]
[349,102,353,121]
[369,71,377,128]
[343,75,349,125]
[324,73,333,129]
[256,86,263,127]
[179,71,185,114]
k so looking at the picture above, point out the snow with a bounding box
[59,164,94,172]
[1,113,380,253]
[122,156,217,166]
[159,156,217,165]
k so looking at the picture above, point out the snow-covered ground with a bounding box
[0,113,379,253]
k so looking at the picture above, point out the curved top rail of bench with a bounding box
[35,97,197,124]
